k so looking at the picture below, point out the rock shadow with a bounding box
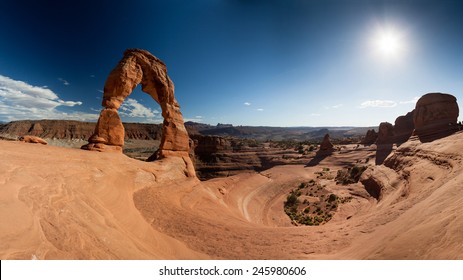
[306,150,332,167]
[416,127,459,143]
[375,143,393,165]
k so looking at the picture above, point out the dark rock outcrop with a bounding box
[394,110,415,145]
[319,134,334,151]
[376,122,394,144]
[361,129,378,145]
[413,93,459,142]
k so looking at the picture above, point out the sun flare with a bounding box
[378,33,399,54]
[373,28,405,59]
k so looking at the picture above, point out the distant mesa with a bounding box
[81,49,195,177]
[19,135,47,145]
[413,92,459,142]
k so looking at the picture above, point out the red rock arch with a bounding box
[82,49,194,176]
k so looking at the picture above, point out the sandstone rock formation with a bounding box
[319,134,334,151]
[376,122,394,144]
[413,93,459,142]
[19,135,47,145]
[375,122,394,165]
[191,135,232,157]
[85,108,125,152]
[361,129,378,145]
[394,110,415,144]
[82,49,194,176]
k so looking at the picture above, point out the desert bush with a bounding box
[328,194,337,203]
[335,165,367,185]
[285,192,299,208]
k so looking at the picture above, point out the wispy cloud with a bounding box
[97,89,104,93]
[324,104,343,110]
[311,113,321,116]
[119,98,159,118]
[360,100,397,108]
[257,108,264,111]
[58,77,70,86]
[399,96,419,104]
[0,75,95,122]
[244,102,251,106]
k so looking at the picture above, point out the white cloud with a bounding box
[399,96,419,104]
[257,108,264,111]
[119,98,159,118]
[0,75,94,121]
[324,104,343,110]
[184,116,205,123]
[244,102,251,106]
[58,78,70,86]
[360,100,397,108]
[97,89,104,93]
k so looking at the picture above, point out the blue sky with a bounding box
[1,0,462,126]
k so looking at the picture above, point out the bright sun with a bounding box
[373,28,404,59]
[378,33,399,54]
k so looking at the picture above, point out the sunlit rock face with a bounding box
[18,135,48,145]
[413,93,459,142]
[82,49,195,177]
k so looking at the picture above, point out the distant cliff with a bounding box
[0,120,162,140]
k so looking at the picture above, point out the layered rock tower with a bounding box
[82,49,195,176]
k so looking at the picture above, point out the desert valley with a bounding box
[1,49,462,260]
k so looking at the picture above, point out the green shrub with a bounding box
[335,165,367,185]
[285,193,299,207]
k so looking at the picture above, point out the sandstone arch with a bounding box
[82,49,195,177]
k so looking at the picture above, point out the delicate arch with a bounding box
[82,49,194,176]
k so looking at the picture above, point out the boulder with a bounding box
[413,93,459,142]
[19,135,47,145]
